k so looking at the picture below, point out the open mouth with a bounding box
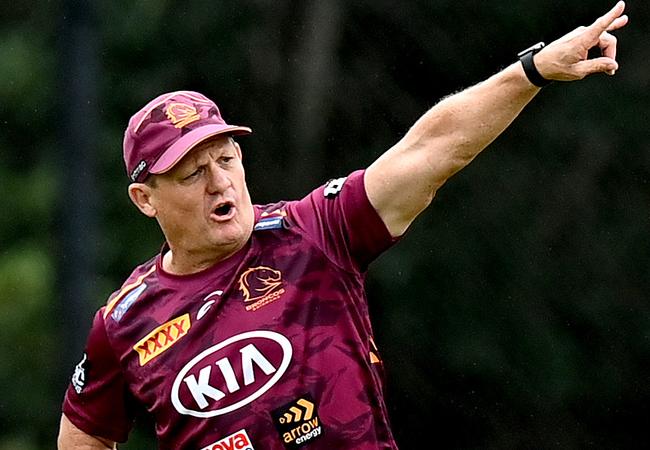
[212,201,234,219]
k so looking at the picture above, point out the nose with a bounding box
[206,162,230,194]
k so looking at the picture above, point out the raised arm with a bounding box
[365,2,628,237]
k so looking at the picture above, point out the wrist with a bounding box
[518,42,552,88]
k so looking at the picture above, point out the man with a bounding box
[58,3,628,449]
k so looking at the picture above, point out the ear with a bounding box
[128,183,157,217]
[232,139,243,159]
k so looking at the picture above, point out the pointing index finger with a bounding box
[587,1,626,39]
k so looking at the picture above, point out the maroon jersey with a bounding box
[63,170,398,449]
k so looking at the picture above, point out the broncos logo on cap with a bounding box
[238,266,284,303]
[165,102,201,128]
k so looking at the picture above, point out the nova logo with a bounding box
[171,331,292,418]
[133,314,191,366]
[238,266,285,312]
[271,394,323,449]
[200,428,254,450]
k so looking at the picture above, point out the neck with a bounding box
[162,242,246,275]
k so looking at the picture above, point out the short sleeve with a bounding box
[288,169,397,272]
[62,308,134,443]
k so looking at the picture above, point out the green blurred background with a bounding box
[1,1,649,448]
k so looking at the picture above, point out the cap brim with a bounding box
[150,124,252,174]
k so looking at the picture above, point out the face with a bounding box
[131,136,254,266]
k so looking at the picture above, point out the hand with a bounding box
[534,1,629,81]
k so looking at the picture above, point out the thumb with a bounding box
[574,57,619,77]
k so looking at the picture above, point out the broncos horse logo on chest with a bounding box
[238,266,286,311]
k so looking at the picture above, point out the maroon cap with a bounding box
[123,91,252,182]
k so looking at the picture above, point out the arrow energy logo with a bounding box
[271,394,323,449]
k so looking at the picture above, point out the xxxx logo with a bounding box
[134,313,191,366]
[271,394,323,449]
[238,266,285,312]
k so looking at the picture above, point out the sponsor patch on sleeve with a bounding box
[323,177,347,198]
[271,394,323,449]
[71,353,89,394]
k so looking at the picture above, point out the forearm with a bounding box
[396,0,627,190]
[366,61,539,236]
[401,61,539,186]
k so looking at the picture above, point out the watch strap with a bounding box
[518,42,551,88]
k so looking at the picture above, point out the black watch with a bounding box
[518,42,551,88]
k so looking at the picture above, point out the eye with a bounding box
[219,156,235,165]
[184,166,205,180]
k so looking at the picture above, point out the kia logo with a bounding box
[171,330,292,418]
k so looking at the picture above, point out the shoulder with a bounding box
[103,255,159,323]
[252,201,291,231]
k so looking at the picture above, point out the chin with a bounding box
[212,228,249,250]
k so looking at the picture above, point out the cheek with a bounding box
[235,173,250,199]
[155,191,202,219]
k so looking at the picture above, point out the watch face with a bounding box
[517,41,546,57]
